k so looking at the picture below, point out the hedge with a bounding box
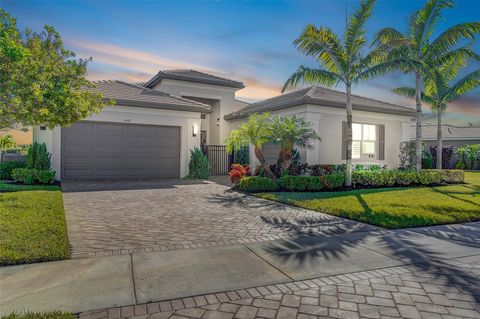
[0,160,26,180]
[11,168,56,185]
[238,169,464,193]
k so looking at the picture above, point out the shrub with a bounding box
[27,142,52,170]
[278,176,309,191]
[426,169,464,184]
[395,170,418,186]
[188,147,209,179]
[239,176,279,192]
[306,176,325,191]
[0,160,26,179]
[229,164,249,184]
[422,151,433,169]
[310,164,346,176]
[234,146,249,165]
[417,170,441,185]
[352,170,396,188]
[399,141,415,170]
[0,134,16,149]
[429,144,454,169]
[11,168,56,185]
[287,162,309,176]
[324,172,346,189]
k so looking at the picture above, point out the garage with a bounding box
[61,121,180,179]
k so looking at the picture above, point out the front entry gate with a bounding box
[202,145,233,175]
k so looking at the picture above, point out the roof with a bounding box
[224,86,416,120]
[90,80,212,113]
[144,69,245,89]
[412,123,480,141]
[234,99,250,112]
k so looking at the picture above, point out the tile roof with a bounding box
[224,86,416,120]
[412,123,480,141]
[90,80,212,113]
[144,69,245,89]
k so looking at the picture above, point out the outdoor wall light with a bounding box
[192,124,198,137]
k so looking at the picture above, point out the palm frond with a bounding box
[392,87,438,108]
[294,25,347,75]
[449,70,480,99]
[428,22,480,57]
[345,0,376,57]
[431,46,480,69]
[372,27,406,47]
[282,65,339,92]
[413,0,454,46]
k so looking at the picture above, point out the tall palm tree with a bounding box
[371,0,480,171]
[392,57,480,169]
[283,0,381,187]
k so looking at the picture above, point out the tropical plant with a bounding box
[429,144,454,169]
[392,57,480,169]
[228,164,250,185]
[233,146,249,165]
[188,147,209,179]
[269,115,321,174]
[283,0,383,187]
[0,9,111,129]
[27,142,51,170]
[225,113,274,177]
[372,0,480,171]
[0,134,16,149]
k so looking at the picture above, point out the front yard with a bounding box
[0,182,69,265]
[257,172,480,229]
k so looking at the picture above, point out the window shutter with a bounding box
[378,124,385,160]
[341,121,347,160]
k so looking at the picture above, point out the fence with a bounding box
[202,145,233,175]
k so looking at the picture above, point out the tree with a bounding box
[0,9,109,129]
[392,57,480,169]
[0,134,16,149]
[270,115,321,174]
[225,113,274,177]
[283,0,382,187]
[372,0,480,171]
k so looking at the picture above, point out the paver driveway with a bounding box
[62,178,376,258]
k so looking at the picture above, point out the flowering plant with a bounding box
[229,164,250,184]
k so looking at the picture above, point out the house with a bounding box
[34,69,415,180]
[411,123,480,148]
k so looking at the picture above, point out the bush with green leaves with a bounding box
[0,135,16,149]
[352,170,396,188]
[188,147,209,179]
[233,146,249,165]
[0,160,26,179]
[239,176,279,192]
[27,142,52,170]
[11,168,56,185]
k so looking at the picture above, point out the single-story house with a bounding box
[34,69,415,180]
[411,123,480,148]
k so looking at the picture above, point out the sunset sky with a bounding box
[4,0,480,125]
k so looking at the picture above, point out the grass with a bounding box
[0,181,69,265]
[1,311,75,319]
[257,172,480,229]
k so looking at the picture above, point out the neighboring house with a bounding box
[34,69,415,180]
[410,123,480,167]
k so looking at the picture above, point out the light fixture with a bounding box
[192,124,198,137]
[216,118,220,127]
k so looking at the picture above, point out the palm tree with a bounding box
[270,115,321,174]
[283,0,381,187]
[225,113,274,177]
[372,0,480,171]
[392,58,480,169]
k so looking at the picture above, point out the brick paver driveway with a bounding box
[62,178,376,258]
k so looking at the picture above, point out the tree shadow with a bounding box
[206,190,289,211]
[431,187,480,208]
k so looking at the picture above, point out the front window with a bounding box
[352,123,377,159]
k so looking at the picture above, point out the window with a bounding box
[352,123,377,159]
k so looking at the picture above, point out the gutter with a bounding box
[104,98,213,114]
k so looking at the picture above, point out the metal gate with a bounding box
[203,145,233,175]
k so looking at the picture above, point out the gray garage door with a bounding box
[61,121,180,179]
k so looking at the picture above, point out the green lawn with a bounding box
[1,311,75,319]
[0,182,69,265]
[257,172,480,229]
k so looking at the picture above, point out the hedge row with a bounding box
[239,172,346,192]
[11,168,56,185]
[238,169,464,193]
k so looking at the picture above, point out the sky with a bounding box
[4,0,480,126]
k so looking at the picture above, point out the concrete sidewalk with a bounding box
[1,222,479,315]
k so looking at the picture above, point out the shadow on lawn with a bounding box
[431,187,480,208]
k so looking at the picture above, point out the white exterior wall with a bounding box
[152,79,239,145]
[33,104,201,180]
[242,104,412,169]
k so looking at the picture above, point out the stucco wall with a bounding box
[152,79,239,144]
[241,104,412,169]
[33,105,201,180]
